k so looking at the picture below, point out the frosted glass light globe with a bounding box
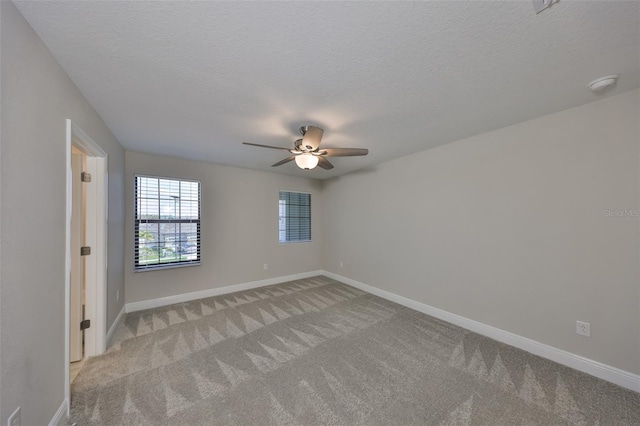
[295,153,319,170]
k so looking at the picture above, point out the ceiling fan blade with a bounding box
[320,148,369,157]
[271,156,296,167]
[301,126,323,150]
[317,156,334,170]
[243,142,292,151]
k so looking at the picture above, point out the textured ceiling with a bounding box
[15,1,640,179]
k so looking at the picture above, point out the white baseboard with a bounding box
[125,270,324,313]
[49,399,68,426]
[106,305,127,347]
[322,270,640,393]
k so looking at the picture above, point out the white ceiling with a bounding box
[15,1,640,179]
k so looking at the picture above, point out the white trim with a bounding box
[134,261,201,273]
[71,124,107,157]
[48,399,68,426]
[106,305,127,347]
[125,270,323,313]
[322,271,640,393]
[64,122,72,417]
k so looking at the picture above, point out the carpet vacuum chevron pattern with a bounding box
[69,276,639,425]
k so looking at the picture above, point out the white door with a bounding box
[70,152,85,362]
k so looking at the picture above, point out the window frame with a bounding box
[134,174,201,271]
[278,190,312,244]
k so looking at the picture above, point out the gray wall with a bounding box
[125,151,322,303]
[322,89,640,374]
[0,2,125,425]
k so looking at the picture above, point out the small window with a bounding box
[279,191,311,243]
[135,175,201,270]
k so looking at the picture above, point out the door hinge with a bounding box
[80,319,91,330]
[81,171,92,182]
[81,246,91,256]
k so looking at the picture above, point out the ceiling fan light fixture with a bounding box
[243,124,368,170]
[295,153,319,170]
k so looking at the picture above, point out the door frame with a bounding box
[64,120,108,413]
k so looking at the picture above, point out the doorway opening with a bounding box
[65,120,108,413]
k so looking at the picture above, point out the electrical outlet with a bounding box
[8,407,20,426]
[116,290,120,301]
[263,263,268,271]
[339,261,344,268]
[576,321,591,337]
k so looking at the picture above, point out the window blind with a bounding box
[279,191,311,243]
[135,175,201,270]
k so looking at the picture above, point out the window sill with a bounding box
[134,261,201,273]
[279,240,312,245]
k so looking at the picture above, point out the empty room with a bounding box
[1,1,639,425]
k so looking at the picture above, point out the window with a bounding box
[279,191,311,243]
[135,175,201,270]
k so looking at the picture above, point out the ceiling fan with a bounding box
[243,126,368,170]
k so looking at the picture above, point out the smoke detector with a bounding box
[588,75,619,92]
[532,0,558,14]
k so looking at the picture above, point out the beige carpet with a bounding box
[69,276,639,425]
